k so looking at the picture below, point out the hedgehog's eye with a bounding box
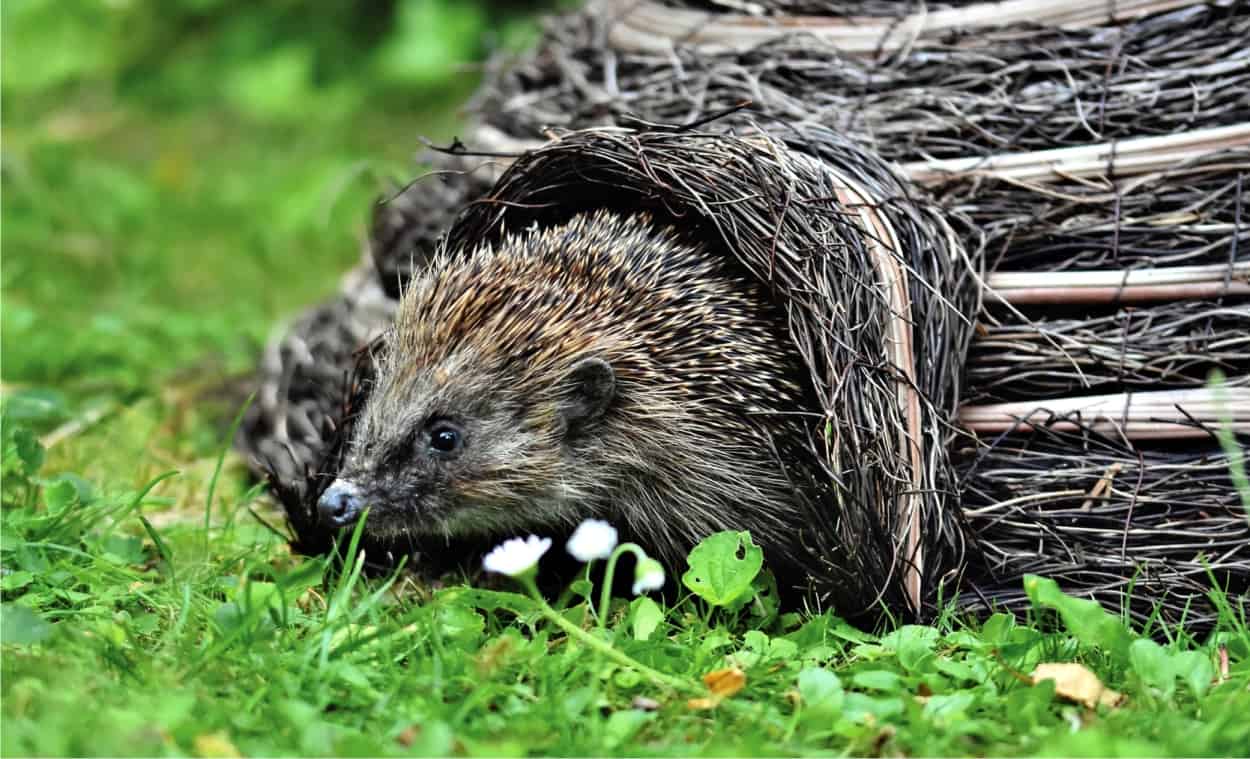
[426,421,464,458]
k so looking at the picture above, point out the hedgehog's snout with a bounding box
[318,479,363,528]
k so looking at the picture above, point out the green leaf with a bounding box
[681,531,764,607]
[747,568,780,624]
[1172,651,1214,698]
[629,596,664,641]
[1024,575,1133,660]
[850,669,904,692]
[231,580,284,616]
[435,587,539,618]
[1,571,36,592]
[568,577,593,602]
[768,637,798,661]
[213,602,246,633]
[12,428,46,476]
[881,625,938,673]
[1131,640,1215,699]
[935,656,978,683]
[841,692,904,722]
[1129,639,1172,693]
[980,612,1016,645]
[42,479,78,515]
[1041,730,1165,758]
[923,692,975,721]
[612,668,642,689]
[98,534,147,566]
[1,604,53,645]
[138,516,173,565]
[699,630,733,655]
[797,667,844,719]
[435,604,485,646]
[48,473,95,504]
[2,388,71,427]
[732,630,770,669]
[744,630,770,652]
[1005,678,1056,731]
[603,710,654,749]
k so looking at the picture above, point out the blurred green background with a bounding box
[2,6,588,754]
[2,0,548,485]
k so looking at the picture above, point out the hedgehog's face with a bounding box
[317,352,616,542]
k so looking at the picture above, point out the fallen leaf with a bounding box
[870,725,896,755]
[1031,662,1124,710]
[396,725,418,747]
[687,666,747,710]
[193,732,240,758]
[703,666,746,698]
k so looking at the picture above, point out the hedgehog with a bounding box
[318,210,829,590]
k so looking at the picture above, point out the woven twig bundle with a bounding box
[957,423,1250,626]
[474,3,1248,160]
[240,0,1249,627]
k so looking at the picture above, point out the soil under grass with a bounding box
[3,2,1249,756]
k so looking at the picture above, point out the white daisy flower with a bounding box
[565,519,619,562]
[632,557,666,595]
[482,535,551,577]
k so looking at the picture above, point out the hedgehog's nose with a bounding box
[318,479,363,528]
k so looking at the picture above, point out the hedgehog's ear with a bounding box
[559,356,615,434]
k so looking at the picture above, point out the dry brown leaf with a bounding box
[396,726,418,747]
[687,666,747,710]
[1031,662,1124,710]
[869,726,896,755]
[703,666,746,697]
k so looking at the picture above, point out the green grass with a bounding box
[3,2,1249,756]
